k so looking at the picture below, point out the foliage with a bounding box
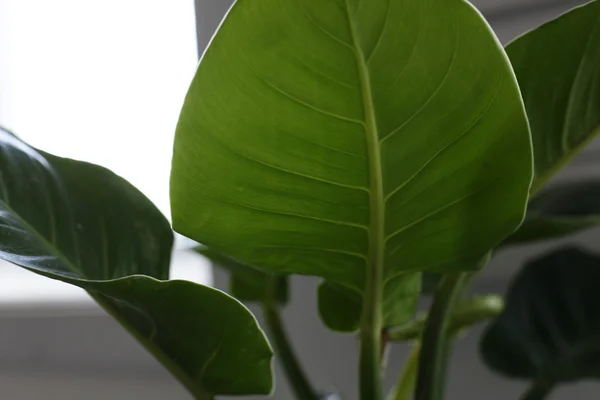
[0,127,272,399]
[2,1,600,400]
[481,248,600,400]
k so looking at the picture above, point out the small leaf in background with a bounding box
[480,248,600,392]
[0,127,273,398]
[198,246,288,304]
[505,0,600,194]
[171,0,532,332]
[318,282,362,332]
[318,273,420,332]
[506,181,600,245]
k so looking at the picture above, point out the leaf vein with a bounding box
[258,75,364,125]
[380,20,459,144]
[384,87,498,202]
[192,191,368,230]
[188,119,369,192]
[384,183,492,244]
[366,0,392,63]
[297,0,355,51]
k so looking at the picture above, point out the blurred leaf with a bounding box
[318,282,362,332]
[0,127,273,398]
[421,272,442,294]
[170,0,533,333]
[318,273,420,332]
[505,0,600,194]
[198,246,288,304]
[389,294,503,341]
[480,248,600,391]
[507,181,600,245]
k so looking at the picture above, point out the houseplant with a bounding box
[0,0,599,399]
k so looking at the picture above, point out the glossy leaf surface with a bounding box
[0,127,273,398]
[480,248,600,387]
[506,181,600,245]
[505,0,600,194]
[171,0,532,326]
[198,246,288,304]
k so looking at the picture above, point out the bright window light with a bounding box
[0,0,211,306]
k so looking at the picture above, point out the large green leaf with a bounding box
[480,248,600,395]
[198,246,289,304]
[505,0,600,194]
[0,127,273,398]
[506,181,600,245]
[171,0,532,328]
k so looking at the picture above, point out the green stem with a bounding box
[343,2,386,398]
[520,379,555,400]
[389,295,504,342]
[263,282,318,400]
[415,272,468,400]
[387,343,421,400]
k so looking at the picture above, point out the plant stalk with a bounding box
[520,379,555,400]
[344,2,386,397]
[263,284,318,400]
[389,294,504,342]
[387,343,421,400]
[415,272,469,400]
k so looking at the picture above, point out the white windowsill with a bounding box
[0,249,212,317]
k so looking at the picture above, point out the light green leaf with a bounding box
[506,180,600,245]
[198,246,289,304]
[505,0,600,194]
[0,127,273,398]
[171,0,532,328]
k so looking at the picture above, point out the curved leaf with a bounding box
[0,127,273,398]
[505,0,600,194]
[171,0,532,326]
[198,246,288,304]
[506,181,600,245]
[480,248,600,389]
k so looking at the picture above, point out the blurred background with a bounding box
[0,0,598,398]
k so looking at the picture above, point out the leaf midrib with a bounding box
[343,2,386,330]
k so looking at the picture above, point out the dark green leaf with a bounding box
[0,127,273,398]
[505,0,600,194]
[480,248,600,388]
[318,282,362,332]
[198,246,288,304]
[171,0,532,330]
[421,272,442,294]
[506,181,600,245]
